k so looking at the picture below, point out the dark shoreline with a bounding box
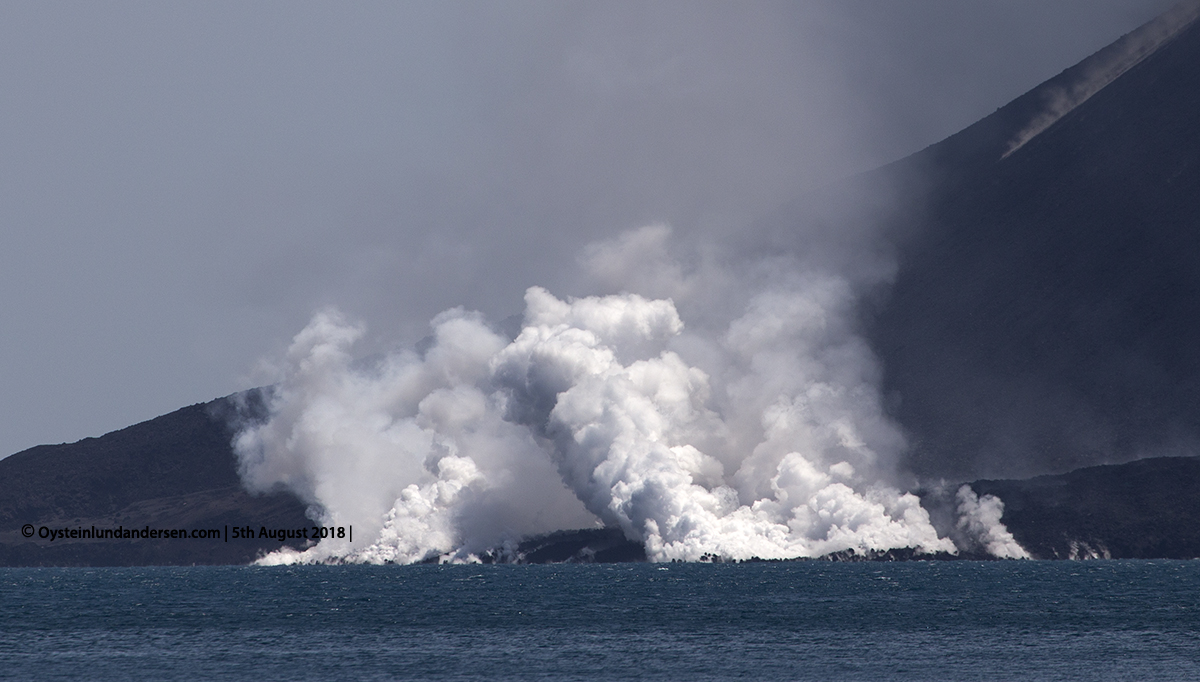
[3,393,1199,566]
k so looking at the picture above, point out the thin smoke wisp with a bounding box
[1003,1,1200,158]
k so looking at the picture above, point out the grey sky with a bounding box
[0,0,1176,457]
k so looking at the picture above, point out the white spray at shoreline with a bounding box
[236,226,1025,563]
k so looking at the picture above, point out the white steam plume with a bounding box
[236,307,598,565]
[955,485,1030,559]
[234,225,1021,564]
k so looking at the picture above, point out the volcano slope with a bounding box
[866,5,1200,482]
[969,456,1200,560]
[0,394,311,566]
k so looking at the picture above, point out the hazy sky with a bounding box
[0,0,1177,457]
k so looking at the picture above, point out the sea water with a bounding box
[1,560,1198,680]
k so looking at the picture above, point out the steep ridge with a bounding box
[870,6,1200,480]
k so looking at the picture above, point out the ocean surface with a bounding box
[1,560,1198,680]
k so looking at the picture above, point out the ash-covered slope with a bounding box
[969,456,1200,559]
[0,394,310,566]
[869,5,1200,480]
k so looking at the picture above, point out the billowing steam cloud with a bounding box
[235,226,1024,563]
[954,486,1031,559]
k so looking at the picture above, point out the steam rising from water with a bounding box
[955,486,1031,560]
[235,226,1022,564]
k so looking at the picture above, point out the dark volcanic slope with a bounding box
[871,9,1200,480]
[0,394,311,566]
[972,456,1200,560]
